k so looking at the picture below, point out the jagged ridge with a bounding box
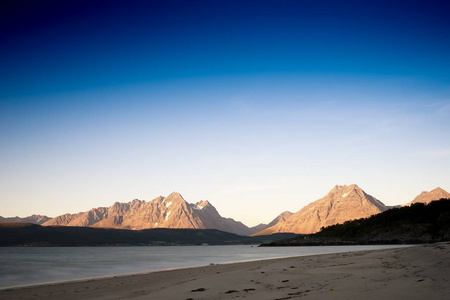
[0,215,51,225]
[42,192,270,236]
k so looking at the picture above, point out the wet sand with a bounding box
[1,242,449,300]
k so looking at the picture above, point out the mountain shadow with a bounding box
[0,223,295,246]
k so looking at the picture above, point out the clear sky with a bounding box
[1,0,449,226]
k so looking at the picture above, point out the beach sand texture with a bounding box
[1,242,449,300]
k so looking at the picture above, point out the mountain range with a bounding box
[41,192,271,236]
[2,186,449,236]
[0,214,51,225]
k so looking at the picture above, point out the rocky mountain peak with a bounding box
[130,199,145,209]
[165,192,185,202]
[406,187,450,206]
[162,192,190,209]
[254,184,387,235]
[330,184,360,196]
[433,187,446,193]
[266,211,293,228]
[167,191,183,197]
[333,184,358,190]
[194,200,212,209]
[108,201,130,215]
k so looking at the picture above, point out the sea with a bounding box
[0,244,410,289]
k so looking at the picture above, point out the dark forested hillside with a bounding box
[0,223,295,246]
[262,198,450,246]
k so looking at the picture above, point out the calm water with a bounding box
[0,245,409,289]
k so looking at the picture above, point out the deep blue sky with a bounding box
[1,0,450,225]
[2,0,449,97]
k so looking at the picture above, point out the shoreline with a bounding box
[1,243,449,299]
[0,244,410,291]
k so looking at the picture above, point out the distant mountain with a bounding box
[262,198,450,246]
[245,212,293,237]
[404,187,450,206]
[255,184,388,235]
[266,211,293,228]
[43,192,262,236]
[0,214,51,225]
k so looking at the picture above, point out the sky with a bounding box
[1,0,449,227]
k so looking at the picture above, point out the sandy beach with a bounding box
[1,242,449,300]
